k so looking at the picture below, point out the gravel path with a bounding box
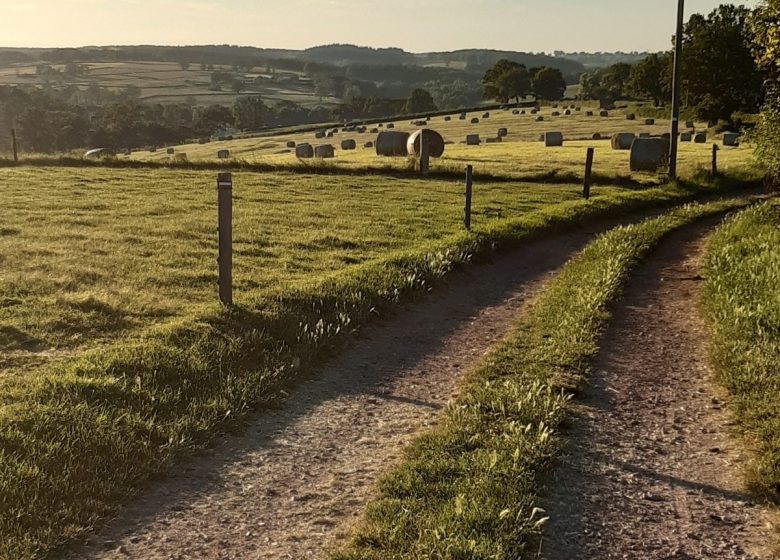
[67,225,607,560]
[542,218,776,560]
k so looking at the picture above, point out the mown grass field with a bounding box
[125,107,750,182]
[0,154,763,558]
[702,200,780,500]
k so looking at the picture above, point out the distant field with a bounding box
[0,60,341,107]
[128,106,753,181]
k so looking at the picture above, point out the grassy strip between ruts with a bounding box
[702,199,780,500]
[0,172,760,559]
[334,198,755,560]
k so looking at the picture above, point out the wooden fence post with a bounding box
[583,147,594,200]
[712,144,719,176]
[11,128,18,164]
[217,172,233,306]
[420,129,430,175]
[464,164,473,230]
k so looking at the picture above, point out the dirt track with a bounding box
[69,225,604,560]
[542,218,775,560]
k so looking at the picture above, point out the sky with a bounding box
[1,0,760,53]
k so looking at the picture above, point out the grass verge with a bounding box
[702,200,780,500]
[0,172,760,559]
[334,198,755,560]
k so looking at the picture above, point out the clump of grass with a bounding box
[335,198,754,560]
[702,200,780,499]
[0,171,760,559]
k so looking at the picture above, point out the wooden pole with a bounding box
[419,129,430,175]
[668,0,685,180]
[11,128,18,163]
[583,147,594,200]
[217,172,233,306]
[464,165,473,230]
[712,144,719,176]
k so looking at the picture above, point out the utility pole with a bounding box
[669,0,685,180]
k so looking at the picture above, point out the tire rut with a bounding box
[541,217,776,560]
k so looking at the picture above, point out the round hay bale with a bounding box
[644,118,655,125]
[166,148,175,154]
[198,138,207,145]
[685,120,695,129]
[386,123,395,129]
[586,111,594,116]
[341,139,356,150]
[315,130,326,139]
[592,132,602,140]
[661,132,671,140]
[629,137,670,172]
[364,141,374,148]
[723,132,740,146]
[375,130,411,157]
[544,132,564,147]
[286,141,296,148]
[530,109,539,114]
[551,111,560,116]
[295,143,314,158]
[520,110,526,115]
[406,129,445,158]
[466,134,481,146]
[217,149,230,159]
[357,126,367,133]
[680,131,693,142]
[626,113,636,121]
[369,128,379,134]
[639,132,651,138]
[471,117,480,124]
[694,132,707,143]
[483,112,490,119]
[444,116,452,121]
[564,109,572,116]
[552,104,559,109]
[599,110,609,117]
[512,109,520,115]
[315,144,335,159]
[497,127,508,138]
[575,107,582,111]
[459,112,467,120]
[535,115,544,122]
[611,132,636,150]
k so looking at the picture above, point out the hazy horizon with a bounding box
[1,0,759,54]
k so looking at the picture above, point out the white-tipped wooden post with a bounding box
[464,165,473,230]
[217,172,233,306]
[583,147,594,199]
[11,128,18,163]
[712,144,719,176]
[419,129,430,175]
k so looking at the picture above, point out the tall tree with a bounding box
[627,53,672,106]
[403,88,438,114]
[681,4,763,123]
[530,67,567,101]
[482,59,531,103]
[232,96,269,131]
[751,0,780,184]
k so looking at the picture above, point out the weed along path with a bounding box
[542,218,775,560]
[70,224,610,560]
